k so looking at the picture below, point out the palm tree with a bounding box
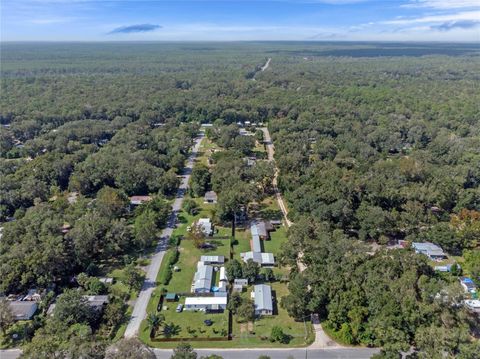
[146,313,164,336]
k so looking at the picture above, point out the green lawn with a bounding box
[230,281,312,347]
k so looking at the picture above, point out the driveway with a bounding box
[124,132,205,338]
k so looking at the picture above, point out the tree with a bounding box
[280,273,311,321]
[242,259,260,284]
[95,186,128,218]
[134,209,158,249]
[124,264,145,292]
[103,299,127,328]
[183,199,198,215]
[146,313,164,335]
[269,325,289,344]
[190,164,211,197]
[187,222,206,249]
[0,298,14,336]
[226,292,242,314]
[53,289,94,327]
[237,299,255,323]
[171,342,197,359]
[225,259,243,280]
[263,268,274,282]
[106,338,155,359]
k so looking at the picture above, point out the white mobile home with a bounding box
[184,296,227,312]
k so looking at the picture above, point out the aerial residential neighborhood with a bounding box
[1,4,480,357]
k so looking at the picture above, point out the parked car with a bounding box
[176,304,183,313]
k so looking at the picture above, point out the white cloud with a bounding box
[383,10,480,24]
[403,0,480,9]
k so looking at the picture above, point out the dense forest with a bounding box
[0,42,479,357]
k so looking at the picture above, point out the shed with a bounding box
[204,191,218,204]
[219,267,227,282]
[165,293,177,302]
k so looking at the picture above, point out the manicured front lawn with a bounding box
[230,281,312,347]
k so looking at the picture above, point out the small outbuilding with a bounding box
[204,191,218,204]
[165,293,177,302]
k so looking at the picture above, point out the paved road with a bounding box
[154,347,379,359]
[124,133,205,338]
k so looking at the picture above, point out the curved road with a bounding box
[124,132,205,338]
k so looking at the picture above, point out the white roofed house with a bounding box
[412,242,447,261]
[251,284,273,316]
[240,251,275,267]
[200,255,225,265]
[192,262,213,293]
[197,218,214,236]
[184,296,227,312]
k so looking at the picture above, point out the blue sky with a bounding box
[1,0,479,41]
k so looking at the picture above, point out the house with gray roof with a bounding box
[251,284,273,316]
[200,255,225,265]
[192,262,213,293]
[204,191,218,204]
[83,295,109,310]
[240,251,275,267]
[412,242,447,261]
[9,301,38,320]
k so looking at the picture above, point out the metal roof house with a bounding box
[9,301,38,320]
[83,295,109,310]
[251,284,273,316]
[412,242,447,260]
[192,262,213,293]
[200,255,225,265]
[129,195,152,206]
[197,218,214,236]
[240,251,275,267]
[233,278,248,293]
[460,277,477,294]
[204,191,218,204]
[252,221,274,240]
[184,296,227,312]
[251,232,262,252]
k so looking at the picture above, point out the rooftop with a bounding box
[253,284,273,312]
[185,296,228,306]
